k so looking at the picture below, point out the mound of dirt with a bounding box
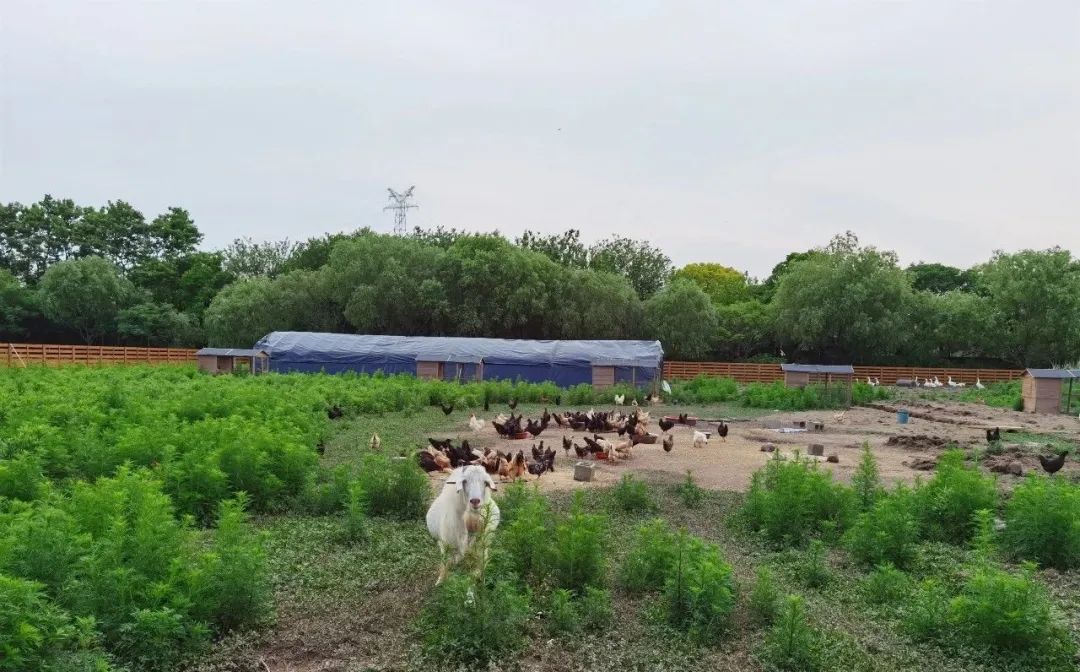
[985,455,1024,476]
[886,434,951,451]
[904,457,938,471]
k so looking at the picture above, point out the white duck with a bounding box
[974,377,985,390]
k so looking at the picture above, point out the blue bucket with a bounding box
[897,409,910,424]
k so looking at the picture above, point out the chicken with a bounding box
[554,395,561,406]
[328,405,344,420]
[531,442,544,462]
[468,414,485,433]
[484,397,490,412]
[717,421,729,442]
[1038,451,1067,475]
[508,398,518,410]
[562,435,572,455]
[692,431,708,449]
[573,443,589,459]
[614,394,625,405]
[418,448,451,473]
[658,417,675,432]
[508,450,528,480]
[662,434,674,452]
[370,432,381,451]
[986,427,1001,443]
[440,402,454,416]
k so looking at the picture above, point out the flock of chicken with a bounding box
[986,426,1069,475]
[413,399,730,481]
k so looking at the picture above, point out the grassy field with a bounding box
[3,368,1079,672]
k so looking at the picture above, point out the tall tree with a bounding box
[771,233,913,362]
[117,302,201,346]
[37,256,131,343]
[516,229,589,269]
[977,248,1080,366]
[203,278,280,347]
[0,269,37,339]
[589,235,672,299]
[221,237,298,279]
[715,300,772,359]
[643,279,717,360]
[671,263,750,306]
[907,262,971,293]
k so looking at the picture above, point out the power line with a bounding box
[384,186,418,235]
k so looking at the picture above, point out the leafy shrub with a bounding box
[749,566,780,625]
[851,381,892,404]
[356,453,429,519]
[913,450,997,544]
[844,485,920,568]
[495,479,536,525]
[116,606,207,672]
[545,588,581,635]
[759,595,822,671]
[862,563,910,604]
[612,473,658,513]
[850,443,882,511]
[802,540,831,589]
[662,532,737,642]
[619,518,678,594]
[1001,475,1080,569]
[418,573,529,666]
[741,455,856,547]
[667,375,739,404]
[902,579,950,641]
[675,470,705,508]
[741,382,854,410]
[496,489,553,584]
[578,586,613,630]
[197,494,272,632]
[300,464,352,515]
[0,452,47,502]
[343,481,369,542]
[550,492,608,593]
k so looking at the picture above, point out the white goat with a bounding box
[426,465,500,584]
[693,430,709,449]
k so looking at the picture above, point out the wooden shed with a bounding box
[195,348,269,375]
[416,356,484,382]
[781,363,854,406]
[1021,369,1078,414]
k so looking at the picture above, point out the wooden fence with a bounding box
[663,361,1024,385]
[2,343,198,367]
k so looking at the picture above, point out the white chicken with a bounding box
[468,414,485,433]
[692,430,709,449]
[614,394,625,405]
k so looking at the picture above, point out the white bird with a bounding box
[692,430,709,449]
[947,376,960,388]
[468,414,485,433]
[874,377,882,387]
[662,380,672,395]
[614,394,625,405]
[866,376,874,385]
[932,376,942,388]
[974,378,985,390]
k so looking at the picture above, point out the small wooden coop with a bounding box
[1021,368,1079,414]
[781,363,855,406]
[415,356,484,382]
[195,348,270,375]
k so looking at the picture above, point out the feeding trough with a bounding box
[664,415,699,427]
[510,431,529,440]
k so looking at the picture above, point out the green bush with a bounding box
[741,455,856,547]
[947,562,1064,653]
[1001,475,1080,569]
[356,453,429,519]
[759,595,822,671]
[198,494,271,632]
[619,518,678,594]
[550,492,608,593]
[300,464,352,515]
[496,490,553,584]
[0,452,47,502]
[612,473,658,513]
[862,563,910,604]
[748,566,780,625]
[545,588,581,635]
[667,375,739,404]
[913,450,997,544]
[801,540,831,589]
[662,532,737,642]
[851,381,892,404]
[418,573,529,666]
[850,444,883,511]
[578,586,613,630]
[902,579,950,641]
[495,479,536,525]
[741,382,855,410]
[343,481,369,542]
[844,485,920,568]
[675,470,705,508]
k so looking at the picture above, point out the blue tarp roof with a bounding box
[781,363,855,374]
[254,332,664,368]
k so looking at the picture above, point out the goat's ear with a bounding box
[485,474,498,491]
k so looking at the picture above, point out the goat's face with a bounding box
[456,465,496,510]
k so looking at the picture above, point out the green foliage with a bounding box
[643,279,718,360]
[741,382,854,410]
[844,485,920,568]
[577,586,613,630]
[619,519,678,594]
[356,453,429,519]
[550,492,608,593]
[545,588,582,635]
[748,566,780,625]
[343,481,369,542]
[1001,475,1080,569]
[662,532,737,643]
[200,495,271,632]
[38,256,131,344]
[851,443,882,511]
[611,473,658,513]
[902,578,950,641]
[759,595,822,671]
[862,563,910,604]
[851,381,893,404]
[675,470,705,508]
[496,488,553,584]
[913,450,998,544]
[740,455,856,547]
[801,540,831,589]
[672,263,750,306]
[417,573,529,666]
[666,375,739,404]
[0,452,47,502]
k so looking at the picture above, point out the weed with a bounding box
[662,531,737,643]
[748,566,780,625]
[619,518,678,594]
[850,443,883,510]
[578,586,613,630]
[802,540,831,589]
[862,563,910,604]
[417,572,529,666]
[902,578,950,642]
[343,481,369,543]
[496,489,553,584]
[550,492,608,593]
[759,595,822,671]
[1002,475,1080,569]
[913,450,997,544]
[612,473,658,513]
[675,470,705,508]
[844,485,920,568]
[356,453,429,519]
[545,588,581,635]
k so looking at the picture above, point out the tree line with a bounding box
[2,196,1079,367]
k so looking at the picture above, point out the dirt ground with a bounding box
[444,401,1080,492]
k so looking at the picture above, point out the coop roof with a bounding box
[780,363,855,375]
[196,348,267,357]
[254,332,664,368]
[1025,368,1080,379]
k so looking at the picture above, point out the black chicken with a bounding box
[1038,451,1067,475]
[574,443,588,459]
[555,395,561,406]
[658,417,675,432]
[508,398,518,410]
[527,460,548,478]
[544,447,556,472]
[439,402,454,416]
[484,398,490,412]
[562,435,572,455]
[531,443,543,462]
[986,427,1002,443]
[717,421,729,441]
[582,435,603,454]
[677,413,688,424]
[428,437,451,450]
[417,451,441,473]
[541,408,551,425]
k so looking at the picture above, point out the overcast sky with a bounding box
[2,1,1077,277]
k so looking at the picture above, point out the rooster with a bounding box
[369,433,381,451]
[531,442,544,462]
[508,450,528,480]
[717,421,729,442]
[1038,451,1068,475]
[662,434,674,452]
[658,417,675,432]
[468,414,485,433]
[440,402,454,416]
